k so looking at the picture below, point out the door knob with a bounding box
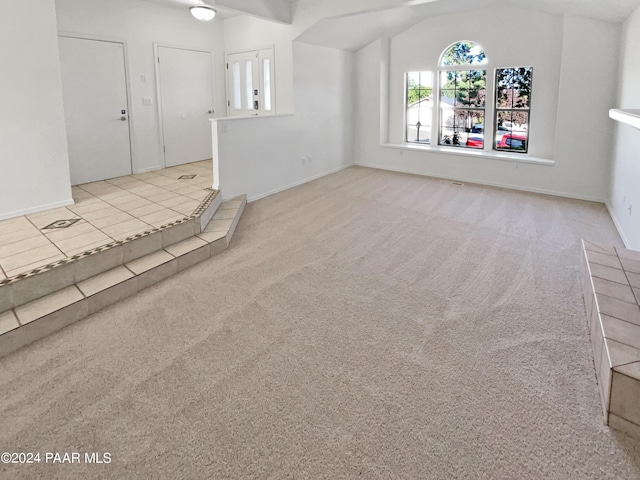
[120,116,127,121]
[208,110,214,114]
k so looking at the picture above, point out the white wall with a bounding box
[55,0,227,174]
[355,8,620,202]
[0,0,73,220]
[215,43,355,201]
[222,0,416,116]
[554,16,620,200]
[355,39,386,159]
[609,6,640,249]
[387,7,563,158]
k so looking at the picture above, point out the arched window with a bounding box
[438,41,487,149]
[439,41,487,66]
[404,41,533,154]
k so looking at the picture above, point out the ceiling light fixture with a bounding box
[190,5,217,22]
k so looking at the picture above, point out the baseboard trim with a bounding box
[0,198,75,221]
[355,162,605,203]
[246,164,355,203]
[134,165,163,174]
[605,202,631,248]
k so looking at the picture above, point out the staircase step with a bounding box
[0,190,222,313]
[581,240,640,440]
[0,195,246,358]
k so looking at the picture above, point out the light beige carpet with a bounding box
[1,166,639,479]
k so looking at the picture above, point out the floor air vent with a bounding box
[440,180,465,186]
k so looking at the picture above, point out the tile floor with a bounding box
[0,194,246,357]
[0,161,213,281]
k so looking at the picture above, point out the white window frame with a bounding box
[493,66,533,154]
[405,71,434,145]
[403,42,538,158]
[436,41,488,151]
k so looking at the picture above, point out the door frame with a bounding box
[57,31,135,176]
[153,42,217,168]
[225,44,276,117]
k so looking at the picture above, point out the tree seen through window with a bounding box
[438,42,487,148]
[404,42,533,154]
[406,71,433,144]
[494,67,532,153]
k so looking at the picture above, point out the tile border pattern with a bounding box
[0,195,246,358]
[0,189,219,288]
[581,240,640,440]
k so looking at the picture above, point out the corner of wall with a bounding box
[607,6,640,251]
[379,37,390,145]
[605,201,631,248]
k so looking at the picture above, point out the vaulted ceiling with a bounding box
[142,0,640,51]
[293,0,640,51]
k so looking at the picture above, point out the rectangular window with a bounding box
[494,67,532,153]
[406,71,433,144]
[232,62,241,110]
[245,60,253,110]
[439,70,486,149]
[263,58,272,112]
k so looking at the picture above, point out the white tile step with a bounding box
[0,195,246,358]
[0,190,223,313]
[581,239,640,441]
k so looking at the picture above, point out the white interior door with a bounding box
[58,36,132,185]
[226,47,275,117]
[157,46,214,167]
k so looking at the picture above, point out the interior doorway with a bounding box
[58,35,133,185]
[156,45,215,168]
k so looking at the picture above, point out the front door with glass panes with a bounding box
[226,47,275,117]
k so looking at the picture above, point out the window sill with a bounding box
[381,143,555,166]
